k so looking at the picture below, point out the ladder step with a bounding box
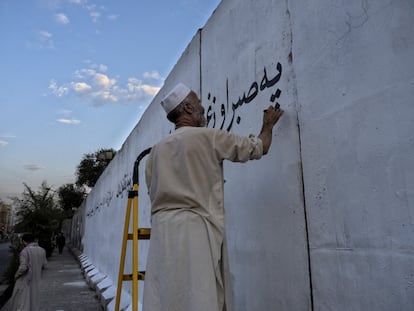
[123,272,146,281]
[127,228,151,240]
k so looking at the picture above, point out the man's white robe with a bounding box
[143,127,263,311]
[4,242,47,311]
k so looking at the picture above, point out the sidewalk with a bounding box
[38,247,102,311]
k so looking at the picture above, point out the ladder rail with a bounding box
[115,192,133,310]
[115,147,152,311]
[132,184,139,311]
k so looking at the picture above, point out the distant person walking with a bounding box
[3,233,47,311]
[56,232,66,255]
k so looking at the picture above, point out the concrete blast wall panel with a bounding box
[289,0,414,310]
[80,0,414,310]
[200,0,310,310]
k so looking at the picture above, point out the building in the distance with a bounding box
[0,200,12,235]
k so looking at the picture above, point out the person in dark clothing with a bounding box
[56,232,66,255]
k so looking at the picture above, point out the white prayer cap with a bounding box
[161,83,191,114]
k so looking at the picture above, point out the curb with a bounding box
[69,247,140,311]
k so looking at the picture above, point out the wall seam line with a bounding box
[199,28,203,101]
[285,0,315,309]
[297,107,314,311]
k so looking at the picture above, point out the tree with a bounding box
[13,181,64,257]
[75,148,116,188]
[57,183,85,218]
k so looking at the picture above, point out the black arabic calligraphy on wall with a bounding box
[87,61,284,218]
[86,190,113,218]
[206,62,282,131]
[86,173,131,218]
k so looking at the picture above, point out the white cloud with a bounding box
[94,73,116,88]
[74,69,92,81]
[89,11,101,23]
[35,30,54,49]
[0,133,16,138]
[127,77,142,92]
[0,140,8,147]
[84,63,108,73]
[98,64,107,72]
[49,80,69,97]
[126,78,161,100]
[143,71,162,80]
[56,110,80,124]
[67,0,115,25]
[93,90,118,103]
[140,84,161,96]
[24,164,44,171]
[72,82,92,94]
[49,64,162,106]
[55,13,70,24]
[82,69,97,76]
[38,30,52,40]
[56,118,81,124]
[73,70,84,79]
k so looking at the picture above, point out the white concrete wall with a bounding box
[82,33,202,303]
[290,0,414,310]
[200,1,310,310]
[80,0,414,310]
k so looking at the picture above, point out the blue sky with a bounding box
[0,0,220,201]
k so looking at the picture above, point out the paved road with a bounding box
[1,244,102,310]
[39,247,102,311]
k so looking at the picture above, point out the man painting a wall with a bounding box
[143,83,284,311]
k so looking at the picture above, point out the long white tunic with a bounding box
[143,127,262,311]
[4,242,47,311]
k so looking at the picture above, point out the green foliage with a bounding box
[57,183,85,218]
[75,148,116,188]
[12,182,64,257]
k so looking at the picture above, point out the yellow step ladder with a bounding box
[115,147,152,311]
